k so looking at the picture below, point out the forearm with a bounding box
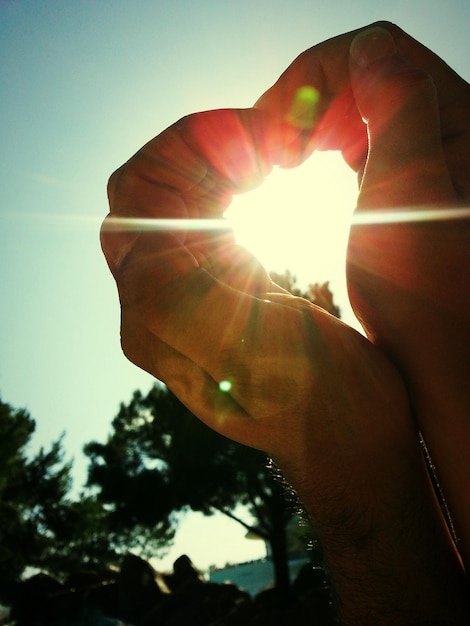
[348,215,470,583]
[404,346,470,575]
[283,426,469,624]
[369,278,470,572]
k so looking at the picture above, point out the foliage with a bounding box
[85,384,302,592]
[0,395,128,603]
[0,397,72,601]
[270,270,341,318]
[36,494,127,578]
[84,394,177,561]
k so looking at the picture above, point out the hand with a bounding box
[101,106,468,622]
[101,107,408,483]
[256,21,470,567]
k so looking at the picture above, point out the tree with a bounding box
[270,270,341,319]
[0,395,128,603]
[0,396,72,601]
[85,384,302,595]
[85,274,340,595]
[36,493,128,579]
[84,397,177,561]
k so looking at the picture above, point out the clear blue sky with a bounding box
[1,0,469,570]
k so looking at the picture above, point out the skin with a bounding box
[256,20,470,574]
[101,23,470,623]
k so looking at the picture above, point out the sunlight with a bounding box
[225,151,358,294]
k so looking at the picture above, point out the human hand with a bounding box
[255,22,470,330]
[101,107,412,488]
[256,21,470,565]
[256,20,470,372]
[101,96,468,626]
[345,25,470,570]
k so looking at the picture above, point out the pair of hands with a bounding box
[101,23,470,537]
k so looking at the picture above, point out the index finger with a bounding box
[102,108,272,276]
[108,108,272,214]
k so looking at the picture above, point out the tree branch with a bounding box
[211,505,269,540]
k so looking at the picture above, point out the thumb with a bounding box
[349,26,457,210]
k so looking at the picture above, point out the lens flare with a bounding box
[104,207,470,235]
[218,380,233,393]
[351,207,470,225]
[104,217,233,233]
[11,205,470,236]
[286,86,320,130]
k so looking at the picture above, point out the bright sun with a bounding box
[225,151,359,324]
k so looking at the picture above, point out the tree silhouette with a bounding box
[270,270,341,319]
[85,384,303,595]
[0,394,130,603]
[0,396,72,602]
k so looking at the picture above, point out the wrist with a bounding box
[291,439,469,624]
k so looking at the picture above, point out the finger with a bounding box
[106,121,231,221]
[102,109,273,274]
[108,125,208,206]
[255,21,468,171]
[185,232,275,294]
[346,28,467,350]
[255,29,365,168]
[103,124,206,275]
[116,228,256,362]
[119,309,259,443]
[100,187,191,277]
[181,108,273,190]
[102,191,276,297]
[349,26,459,210]
[115,227,315,405]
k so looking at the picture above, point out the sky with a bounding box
[1,0,469,572]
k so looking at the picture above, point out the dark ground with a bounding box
[6,554,337,625]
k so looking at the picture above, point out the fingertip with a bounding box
[348,25,435,128]
[350,26,397,69]
[348,29,447,210]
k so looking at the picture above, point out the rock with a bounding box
[118,553,164,623]
[163,554,203,592]
[9,573,64,626]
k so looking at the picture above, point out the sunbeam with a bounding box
[102,206,470,232]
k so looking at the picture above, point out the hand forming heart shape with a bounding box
[100,22,470,620]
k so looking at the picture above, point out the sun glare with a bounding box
[225,151,358,295]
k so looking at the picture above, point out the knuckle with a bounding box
[106,166,121,205]
[120,331,134,363]
[370,20,397,32]
[107,162,135,209]
[119,310,147,368]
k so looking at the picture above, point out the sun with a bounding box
[225,151,358,300]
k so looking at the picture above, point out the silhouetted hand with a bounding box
[100,26,469,621]
[256,21,470,568]
[101,108,409,487]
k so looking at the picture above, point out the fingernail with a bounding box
[350,26,397,68]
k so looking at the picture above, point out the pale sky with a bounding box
[1,0,469,571]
